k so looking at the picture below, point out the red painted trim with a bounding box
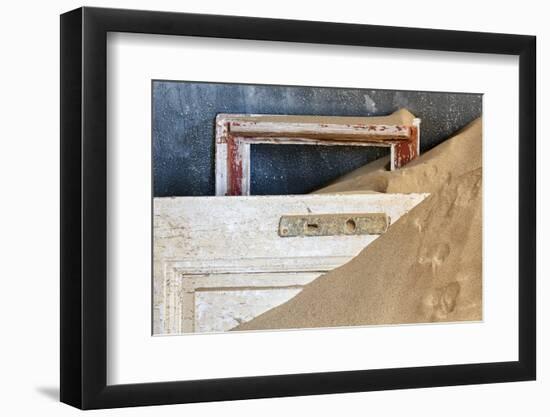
[226,136,243,196]
[393,126,418,169]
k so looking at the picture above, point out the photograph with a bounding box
[0,0,543,413]
[152,81,483,335]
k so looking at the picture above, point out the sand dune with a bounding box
[235,114,482,330]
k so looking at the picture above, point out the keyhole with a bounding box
[306,223,319,233]
[345,218,357,233]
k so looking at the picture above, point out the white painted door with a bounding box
[153,193,428,334]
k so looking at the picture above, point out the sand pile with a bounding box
[235,111,482,330]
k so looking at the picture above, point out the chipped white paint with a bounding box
[413,117,421,154]
[195,288,304,333]
[214,118,229,196]
[229,121,411,139]
[154,193,428,334]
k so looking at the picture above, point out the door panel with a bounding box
[153,193,428,334]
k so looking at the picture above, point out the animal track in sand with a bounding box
[436,282,461,318]
[412,217,423,232]
[446,173,482,217]
[422,281,461,321]
[423,164,438,179]
[418,243,451,274]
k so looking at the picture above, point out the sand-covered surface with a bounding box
[235,110,482,330]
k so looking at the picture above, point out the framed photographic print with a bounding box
[60,6,536,409]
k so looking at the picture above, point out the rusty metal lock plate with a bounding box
[278,213,389,237]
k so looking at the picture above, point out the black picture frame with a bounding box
[60,6,536,410]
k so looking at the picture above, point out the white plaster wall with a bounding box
[0,0,546,416]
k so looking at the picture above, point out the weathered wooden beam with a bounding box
[229,121,412,141]
[215,114,421,196]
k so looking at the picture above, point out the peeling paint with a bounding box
[217,115,421,196]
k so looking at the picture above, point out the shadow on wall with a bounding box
[152,81,482,197]
[35,386,59,402]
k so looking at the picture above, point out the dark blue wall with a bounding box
[153,81,481,196]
